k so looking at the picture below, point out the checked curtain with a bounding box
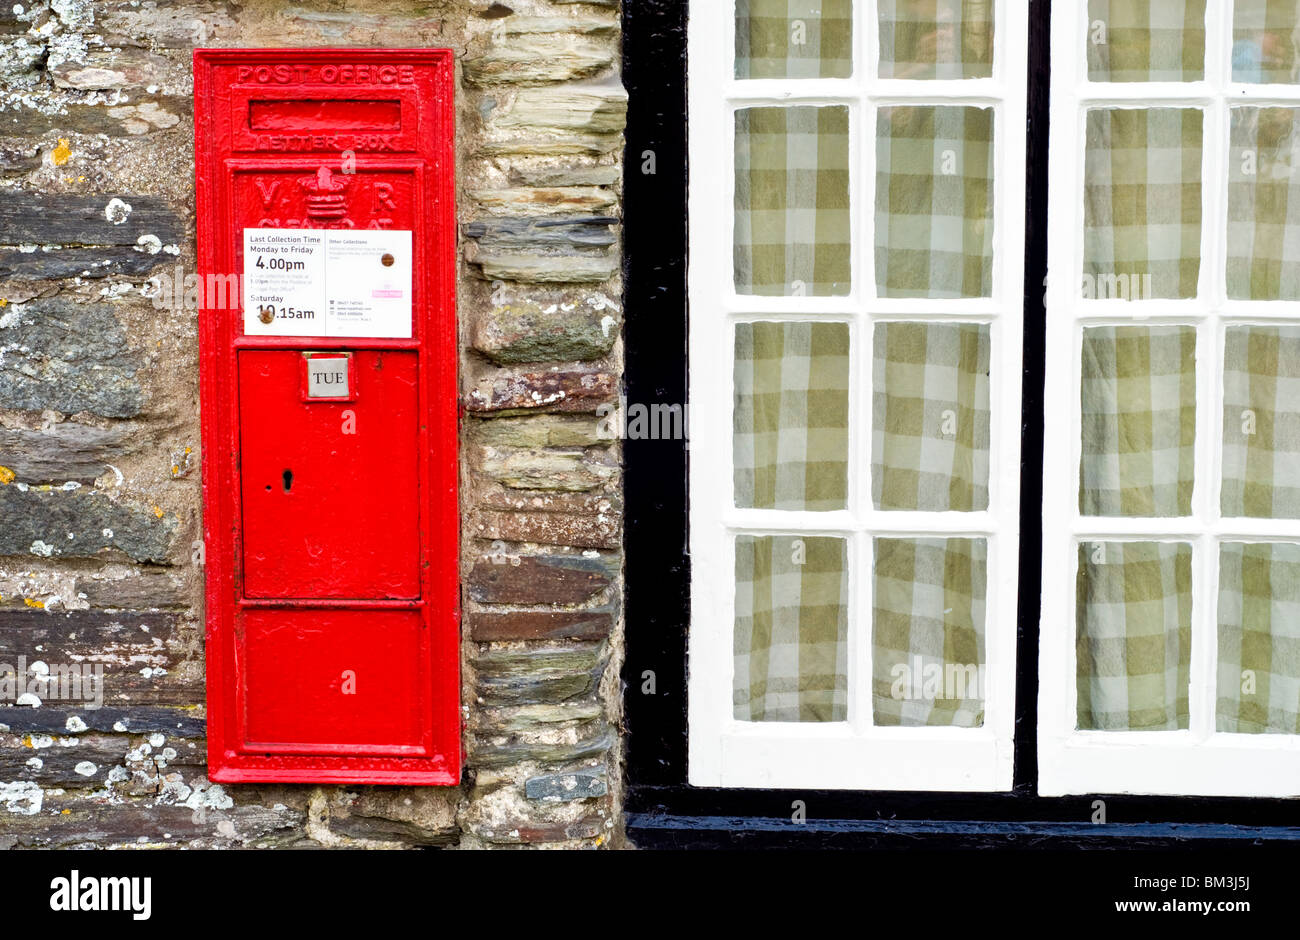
[1072,1,1300,734]
[731,0,995,725]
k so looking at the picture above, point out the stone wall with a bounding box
[0,0,626,849]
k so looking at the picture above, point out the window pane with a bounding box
[735,0,854,80]
[877,0,993,80]
[1228,107,1300,300]
[1217,542,1300,734]
[734,321,850,511]
[1076,541,1192,731]
[735,106,851,296]
[734,534,849,722]
[872,321,990,511]
[1233,0,1300,83]
[1084,108,1203,300]
[1222,325,1300,518]
[875,105,993,298]
[1080,326,1196,517]
[1086,0,1205,82]
[873,537,986,727]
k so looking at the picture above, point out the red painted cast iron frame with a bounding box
[194,48,460,784]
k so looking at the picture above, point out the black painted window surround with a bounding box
[619,0,1300,848]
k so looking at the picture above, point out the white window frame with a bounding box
[1040,0,1300,797]
[688,0,1027,791]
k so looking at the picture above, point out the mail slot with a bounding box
[194,49,459,784]
[248,99,404,133]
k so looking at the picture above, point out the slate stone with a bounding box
[0,34,43,87]
[512,165,621,187]
[465,367,615,414]
[471,186,616,215]
[463,215,622,285]
[468,552,614,605]
[0,609,198,707]
[478,444,617,491]
[0,486,178,563]
[492,87,627,135]
[525,768,609,802]
[0,193,183,247]
[477,487,619,514]
[474,643,608,706]
[475,643,606,676]
[472,508,620,550]
[0,246,171,281]
[0,423,136,482]
[478,135,622,158]
[0,145,40,176]
[0,737,130,786]
[76,567,189,609]
[463,17,616,85]
[0,705,204,737]
[0,797,308,850]
[0,298,144,417]
[470,607,615,642]
[327,813,460,847]
[473,815,605,845]
[476,671,600,705]
[0,98,192,139]
[49,48,175,91]
[472,295,620,362]
[472,252,618,283]
[471,414,606,448]
[464,215,617,250]
[471,703,603,733]
[470,726,614,768]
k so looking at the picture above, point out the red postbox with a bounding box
[194,49,459,784]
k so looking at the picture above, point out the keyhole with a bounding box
[282,469,293,493]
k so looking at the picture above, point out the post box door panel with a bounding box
[238,609,429,752]
[238,349,420,599]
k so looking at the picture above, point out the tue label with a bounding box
[305,356,349,398]
[243,228,412,338]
